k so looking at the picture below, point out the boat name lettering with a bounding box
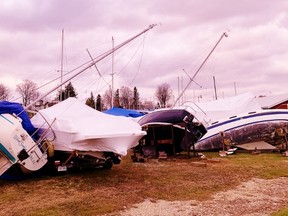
[29,153,37,164]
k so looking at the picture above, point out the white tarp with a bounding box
[177,92,261,125]
[31,97,146,156]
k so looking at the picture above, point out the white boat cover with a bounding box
[31,97,146,156]
[178,92,261,125]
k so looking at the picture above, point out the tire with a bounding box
[103,159,113,169]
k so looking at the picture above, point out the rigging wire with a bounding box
[16,25,156,107]
[77,32,149,100]
[127,32,147,87]
[113,36,144,73]
[173,32,228,107]
[76,35,146,100]
[199,43,224,101]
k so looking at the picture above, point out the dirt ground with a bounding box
[1,153,288,216]
[109,177,288,216]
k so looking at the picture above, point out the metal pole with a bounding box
[234,82,237,96]
[213,76,217,100]
[111,36,114,108]
[60,29,64,101]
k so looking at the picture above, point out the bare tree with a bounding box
[155,83,172,108]
[120,86,133,108]
[103,88,112,109]
[16,79,39,106]
[0,83,10,101]
[140,100,154,110]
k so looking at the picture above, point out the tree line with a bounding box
[0,80,173,110]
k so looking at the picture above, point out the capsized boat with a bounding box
[0,101,48,177]
[194,109,288,151]
[135,108,207,159]
[31,97,146,171]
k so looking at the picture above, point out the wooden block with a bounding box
[191,161,207,167]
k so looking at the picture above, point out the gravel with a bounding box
[110,177,288,216]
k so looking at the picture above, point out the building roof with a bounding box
[257,94,288,109]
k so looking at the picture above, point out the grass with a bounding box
[1,151,288,215]
[272,208,288,216]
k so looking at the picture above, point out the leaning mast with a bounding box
[173,32,228,107]
[25,24,157,110]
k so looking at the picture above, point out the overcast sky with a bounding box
[1,0,288,104]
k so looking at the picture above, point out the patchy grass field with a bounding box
[1,151,288,216]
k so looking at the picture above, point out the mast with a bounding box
[60,29,64,101]
[177,76,180,106]
[25,24,157,110]
[173,32,228,107]
[234,82,237,96]
[213,76,217,100]
[111,36,115,108]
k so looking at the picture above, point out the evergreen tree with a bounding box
[113,89,120,107]
[132,86,140,109]
[96,94,102,111]
[57,82,77,101]
[85,92,96,109]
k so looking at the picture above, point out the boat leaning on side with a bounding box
[0,113,48,177]
[194,109,288,151]
[133,108,207,159]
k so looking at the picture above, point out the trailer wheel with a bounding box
[103,159,113,169]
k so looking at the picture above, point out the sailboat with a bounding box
[180,93,288,152]
[132,33,228,160]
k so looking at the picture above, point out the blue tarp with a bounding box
[0,101,37,136]
[103,107,146,118]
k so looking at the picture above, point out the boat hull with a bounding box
[136,109,207,158]
[195,110,288,151]
[0,114,47,176]
[51,129,147,156]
